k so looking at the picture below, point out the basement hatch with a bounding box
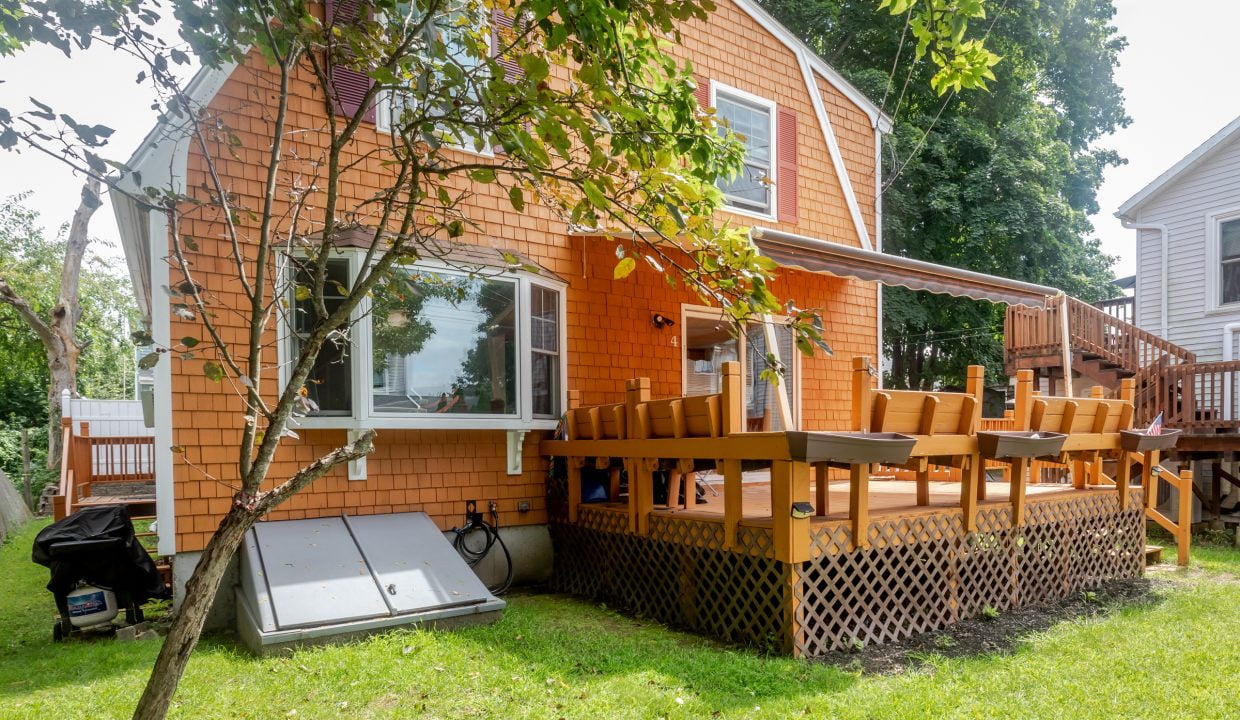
[236,511,504,653]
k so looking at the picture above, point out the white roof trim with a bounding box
[1117,114,1240,218]
[731,0,892,132]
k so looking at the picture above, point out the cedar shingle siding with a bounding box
[169,0,880,552]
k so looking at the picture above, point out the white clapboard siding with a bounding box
[1132,132,1240,362]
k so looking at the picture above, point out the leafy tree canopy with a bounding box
[767,0,1127,388]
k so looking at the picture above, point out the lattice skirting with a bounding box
[550,491,1146,658]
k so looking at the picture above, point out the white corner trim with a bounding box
[1119,219,1169,338]
[347,429,368,480]
[794,49,873,251]
[873,124,884,387]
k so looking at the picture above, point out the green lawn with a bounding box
[3,520,1240,720]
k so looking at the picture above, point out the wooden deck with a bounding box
[604,473,1105,524]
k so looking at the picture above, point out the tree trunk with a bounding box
[0,179,100,470]
[132,506,254,720]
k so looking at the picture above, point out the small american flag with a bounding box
[1146,412,1163,436]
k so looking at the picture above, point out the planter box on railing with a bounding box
[977,431,1067,461]
[1119,429,1181,453]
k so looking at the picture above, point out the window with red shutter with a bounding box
[776,107,798,224]
[712,82,777,218]
[325,0,376,123]
[694,76,711,108]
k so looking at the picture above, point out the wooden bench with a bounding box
[563,362,743,532]
[851,357,986,533]
[1014,369,1137,512]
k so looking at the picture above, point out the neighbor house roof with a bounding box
[1117,114,1240,218]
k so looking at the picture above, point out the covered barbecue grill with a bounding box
[32,506,169,640]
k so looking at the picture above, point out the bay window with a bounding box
[282,251,566,430]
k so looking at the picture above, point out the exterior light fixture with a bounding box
[652,313,676,329]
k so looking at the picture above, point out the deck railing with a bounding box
[1006,297,1195,374]
[544,358,1190,565]
[1094,296,1135,325]
[53,419,156,520]
[1155,360,1240,432]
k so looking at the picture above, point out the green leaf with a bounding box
[613,257,636,280]
[137,352,160,370]
[203,361,224,382]
[181,336,200,348]
[582,180,608,210]
[508,186,525,212]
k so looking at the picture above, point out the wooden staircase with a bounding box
[1005,296,1198,426]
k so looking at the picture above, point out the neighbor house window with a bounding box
[1221,218,1240,305]
[289,258,353,416]
[713,85,776,216]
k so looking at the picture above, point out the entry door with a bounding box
[681,310,796,431]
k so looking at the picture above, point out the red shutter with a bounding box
[776,106,798,224]
[694,76,711,108]
[326,0,375,123]
[491,9,524,83]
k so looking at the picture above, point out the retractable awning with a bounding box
[750,227,1061,308]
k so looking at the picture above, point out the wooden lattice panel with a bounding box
[553,490,1145,659]
[550,518,788,649]
[792,491,1145,657]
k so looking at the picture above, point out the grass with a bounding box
[2,520,1240,720]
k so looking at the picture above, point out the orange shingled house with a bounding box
[112,0,891,613]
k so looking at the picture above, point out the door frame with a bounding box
[679,303,800,430]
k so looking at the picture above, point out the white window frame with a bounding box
[1205,206,1240,313]
[710,81,778,222]
[679,304,800,430]
[279,250,567,431]
[375,4,495,158]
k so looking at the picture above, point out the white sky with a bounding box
[0,0,1237,278]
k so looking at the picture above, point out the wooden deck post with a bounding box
[772,460,812,563]
[1014,370,1034,430]
[960,365,984,530]
[1177,468,1193,566]
[814,464,830,516]
[849,463,870,549]
[566,391,582,522]
[721,361,743,550]
[1144,449,1160,510]
[626,378,653,535]
[1117,378,1136,510]
[1010,456,1028,526]
[851,357,873,432]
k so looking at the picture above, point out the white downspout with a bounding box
[1119,219,1169,338]
[874,123,884,390]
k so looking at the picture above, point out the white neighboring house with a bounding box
[1117,115,1240,363]
[1117,115,1240,516]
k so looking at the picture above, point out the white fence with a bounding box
[64,390,152,438]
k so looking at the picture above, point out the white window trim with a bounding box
[679,304,799,429]
[711,81,778,222]
[279,250,567,432]
[1205,206,1240,313]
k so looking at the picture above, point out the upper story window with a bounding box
[1221,218,1240,305]
[376,2,493,154]
[713,83,776,218]
[281,248,565,430]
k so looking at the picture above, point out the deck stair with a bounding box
[1005,296,1201,427]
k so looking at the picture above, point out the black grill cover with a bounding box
[32,506,169,602]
